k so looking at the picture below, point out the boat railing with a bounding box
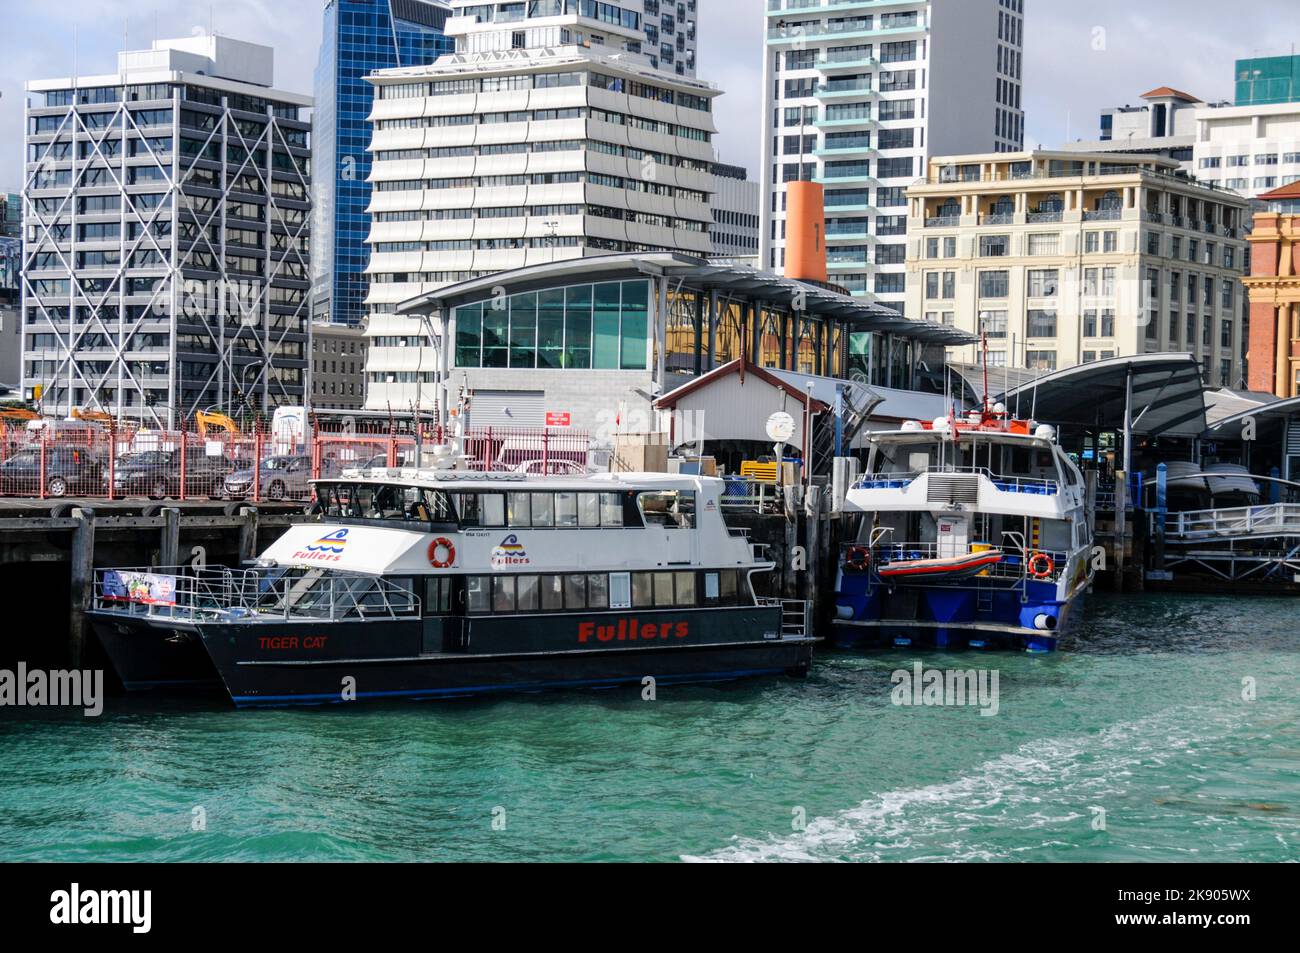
[854,466,1059,496]
[92,566,422,623]
[847,541,1071,581]
[756,597,811,639]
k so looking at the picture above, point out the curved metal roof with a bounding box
[395,252,977,346]
[996,353,1207,437]
[1202,394,1300,441]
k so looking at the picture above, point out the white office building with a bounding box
[760,0,1025,312]
[21,36,312,426]
[709,163,760,260]
[1192,101,1300,201]
[362,0,719,413]
[1059,87,1222,174]
[642,0,697,76]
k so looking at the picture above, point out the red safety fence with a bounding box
[0,420,591,502]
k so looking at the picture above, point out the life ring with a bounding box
[845,545,872,571]
[428,537,456,569]
[1028,552,1055,579]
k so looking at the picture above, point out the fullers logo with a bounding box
[490,534,529,567]
[578,618,689,644]
[294,528,349,562]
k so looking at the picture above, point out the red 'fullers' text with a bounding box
[578,619,689,643]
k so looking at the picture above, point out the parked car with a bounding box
[223,455,317,501]
[0,446,104,497]
[106,450,236,499]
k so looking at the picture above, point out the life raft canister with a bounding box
[428,537,456,569]
[845,545,872,571]
[1028,551,1055,579]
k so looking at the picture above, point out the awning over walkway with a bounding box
[1203,394,1300,441]
[996,354,1207,438]
[397,251,977,346]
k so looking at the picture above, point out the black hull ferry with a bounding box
[90,470,813,706]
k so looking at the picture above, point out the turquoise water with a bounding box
[1,593,1297,862]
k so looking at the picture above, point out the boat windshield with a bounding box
[252,568,417,619]
[317,483,456,524]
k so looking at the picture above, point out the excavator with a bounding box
[195,411,241,439]
[0,407,40,424]
[71,408,116,426]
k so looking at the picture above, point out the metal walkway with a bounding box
[1158,504,1300,581]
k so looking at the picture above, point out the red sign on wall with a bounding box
[546,412,571,427]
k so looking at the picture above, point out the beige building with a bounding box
[904,150,1250,385]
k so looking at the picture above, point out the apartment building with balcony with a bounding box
[760,0,1025,313]
[21,36,312,426]
[641,0,697,76]
[361,0,718,413]
[905,150,1250,386]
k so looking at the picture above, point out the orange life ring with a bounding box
[845,545,872,571]
[1028,552,1055,579]
[428,537,456,569]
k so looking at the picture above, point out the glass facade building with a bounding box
[312,0,453,327]
[1235,56,1300,107]
[453,280,650,371]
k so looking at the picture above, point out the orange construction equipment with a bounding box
[195,411,241,438]
[784,180,828,284]
[0,407,40,423]
[72,408,115,425]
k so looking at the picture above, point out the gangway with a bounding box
[1156,503,1300,581]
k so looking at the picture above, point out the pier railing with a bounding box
[92,566,422,623]
[853,467,1060,496]
[0,419,589,503]
[1161,503,1300,543]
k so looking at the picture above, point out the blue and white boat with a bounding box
[832,404,1093,653]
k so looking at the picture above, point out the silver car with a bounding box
[223,455,315,501]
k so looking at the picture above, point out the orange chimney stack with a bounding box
[784,181,827,284]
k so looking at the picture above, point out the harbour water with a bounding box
[1,593,1297,862]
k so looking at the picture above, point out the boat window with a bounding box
[516,575,539,611]
[704,571,720,601]
[609,571,631,609]
[372,484,408,520]
[601,493,624,527]
[508,491,530,527]
[578,492,601,527]
[467,576,489,613]
[482,493,506,527]
[653,571,675,607]
[555,492,578,527]
[564,574,586,608]
[423,576,453,615]
[632,572,653,607]
[587,573,608,609]
[675,571,696,606]
[639,490,696,529]
[540,575,564,610]
[720,570,738,601]
[531,492,555,526]
[492,576,516,613]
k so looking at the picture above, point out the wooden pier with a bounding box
[0,499,310,670]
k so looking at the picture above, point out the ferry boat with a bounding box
[89,468,814,706]
[832,403,1093,653]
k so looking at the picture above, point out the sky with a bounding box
[3,0,1298,191]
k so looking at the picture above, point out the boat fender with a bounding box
[845,545,871,571]
[1028,552,1054,579]
[1033,613,1057,632]
[835,604,854,620]
[428,537,456,569]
